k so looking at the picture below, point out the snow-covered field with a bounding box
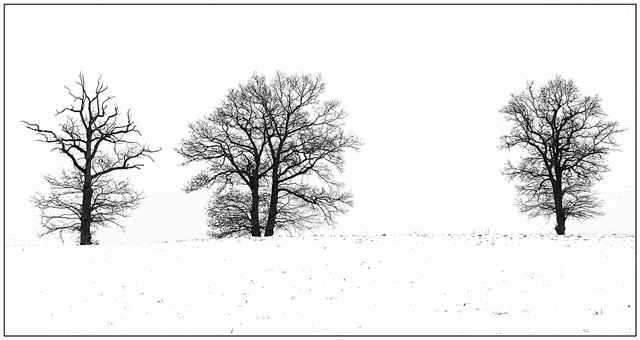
[5,234,635,335]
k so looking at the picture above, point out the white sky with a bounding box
[4,4,635,245]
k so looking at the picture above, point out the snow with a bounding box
[5,234,635,335]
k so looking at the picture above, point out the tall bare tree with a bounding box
[498,75,625,235]
[24,73,160,244]
[264,72,362,236]
[176,73,274,237]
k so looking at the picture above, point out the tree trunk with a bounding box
[79,185,93,245]
[552,165,566,236]
[265,188,277,236]
[249,176,261,237]
[555,215,566,235]
[553,182,566,235]
[265,166,279,237]
[80,128,93,245]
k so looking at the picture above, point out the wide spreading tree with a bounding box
[499,75,625,235]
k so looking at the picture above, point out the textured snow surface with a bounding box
[5,234,635,335]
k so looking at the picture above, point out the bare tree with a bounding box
[176,73,274,237]
[24,73,160,244]
[264,72,362,236]
[205,187,269,239]
[498,75,625,235]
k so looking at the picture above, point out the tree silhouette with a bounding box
[24,73,160,244]
[498,75,625,235]
[264,72,362,236]
[205,187,269,239]
[176,74,274,237]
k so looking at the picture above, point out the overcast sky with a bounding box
[4,4,635,245]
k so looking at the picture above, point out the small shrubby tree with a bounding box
[205,188,270,238]
[24,73,160,244]
[499,75,625,235]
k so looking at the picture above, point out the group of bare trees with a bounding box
[25,72,361,244]
[24,72,624,244]
[176,72,362,238]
